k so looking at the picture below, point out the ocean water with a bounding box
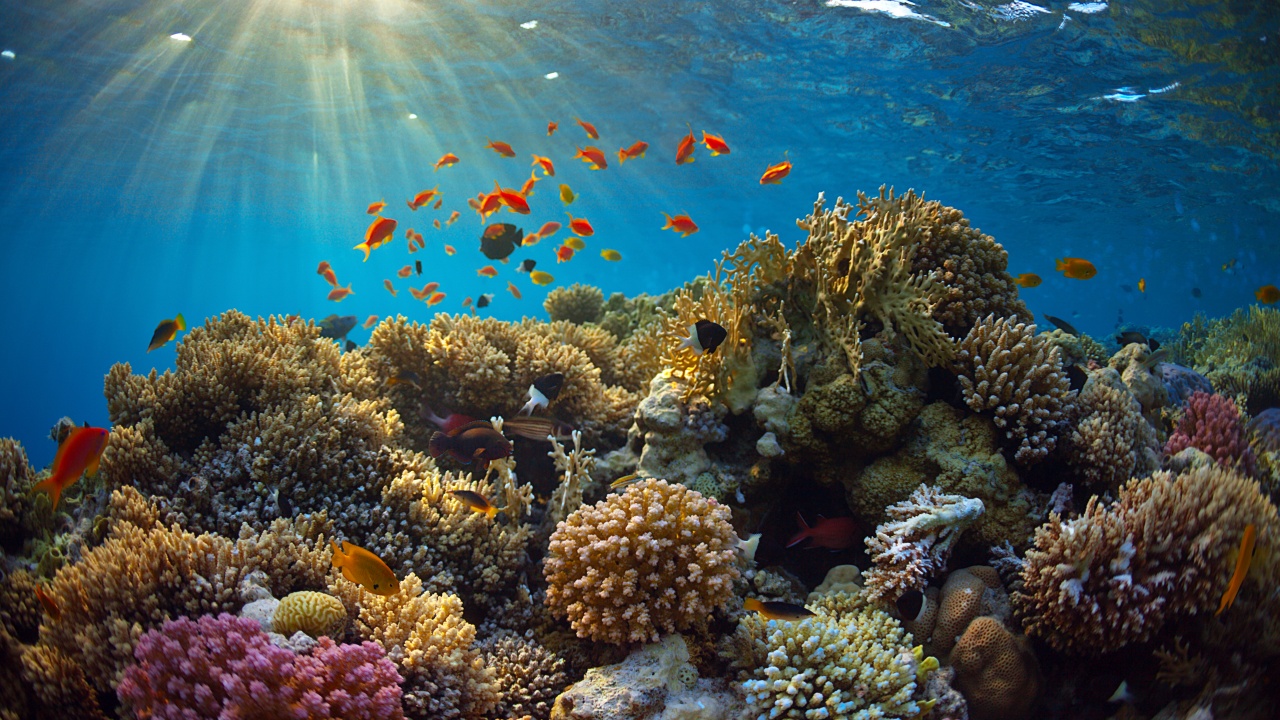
[0,0,1276,465]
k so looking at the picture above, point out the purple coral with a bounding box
[117,613,404,720]
[1156,362,1213,408]
[1165,392,1256,476]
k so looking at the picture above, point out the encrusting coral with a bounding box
[955,314,1075,465]
[1014,464,1279,654]
[1066,368,1161,488]
[544,479,739,644]
[863,484,985,602]
[1165,391,1257,476]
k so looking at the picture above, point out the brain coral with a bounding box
[273,590,347,638]
[950,616,1039,720]
[544,478,739,644]
[955,314,1075,465]
[1014,464,1278,654]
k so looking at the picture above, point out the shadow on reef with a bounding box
[1,187,1278,720]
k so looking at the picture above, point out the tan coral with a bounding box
[543,283,605,324]
[0,570,41,643]
[273,590,347,638]
[544,479,739,644]
[950,616,1040,720]
[479,633,567,720]
[931,566,1006,655]
[0,437,37,545]
[1067,368,1161,488]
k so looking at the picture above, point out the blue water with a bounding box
[2,0,1277,467]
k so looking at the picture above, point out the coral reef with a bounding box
[632,373,728,486]
[1158,362,1215,408]
[863,484,985,601]
[117,613,402,719]
[479,632,567,720]
[544,479,739,644]
[929,566,1007,656]
[1165,391,1257,476]
[272,590,348,639]
[1107,341,1171,423]
[1173,306,1280,415]
[544,283,606,325]
[1066,368,1162,488]
[1043,329,1107,368]
[1014,464,1278,653]
[950,616,1039,720]
[0,438,38,548]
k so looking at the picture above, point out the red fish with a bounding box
[407,186,440,211]
[384,279,397,296]
[320,267,339,287]
[618,140,649,164]
[426,291,446,306]
[675,125,696,165]
[444,244,456,256]
[486,139,516,158]
[398,265,413,278]
[422,405,479,434]
[316,260,331,275]
[367,200,386,215]
[701,131,730,156]
[786,513,860,551]
[575,117,599,139]
[363,315,379,329]
[536,221,561,239]
[328,284,354,301]
[547,121,558,136]
[434,153,460,171]
[433,218,441,230]
[475,191,502,222]
[760,156,791,185]
[662,212,699,237]
[519,170,539,198]
[355,216,397,261]
[556,245,575,263]
[494,182,531,214]
[35,585,60,621]
[532,155,556,177]
[32,425,110,510]
[566,213,594,237]
[433,198,443,210]
[410,282,440,300]
[573,146,608,170]
[478,265,498,277]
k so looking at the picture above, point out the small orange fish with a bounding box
[1055,257,1097,280]
[407,238,419,254]
[760,156,791,184]
[701,131,730,156]
[331,539,399,596]
[675,125,696,165]
[444,244,456,256]
[427,291,446,306]
[408,282,440,301]
[524,233,542,246]
[507,281,523,299]
[384,279,397,296]
[574,146,608,170]
[1138,278,1147,293]
[486,139,516,158]
[433,218,442,230]
[478,265,499,277]
[446,210,460,226]
[1216,524,1256,616]
[407,186,440,211]
[316,260,331,274]
[405,228,414,239]
[556,245,575,263]
[1257,285,1280,304]
[32,425,110,510]
[462,296,473,308]
[547,121,558,136]
[575,117,599,139]
[1015,273,1042,288]
[662,212,699,237]
[398,265,413,278]
[433,198,443,210]
[328,284,354,301]
[355,216,397,261]
[566,213,594,236]
[532,155,556,177]
[434,153,460,171]
[519,170,539,198]
[493,182,531,214]
[367,200,386,215]
[449,489,498,518]
[536,221,561,239]
[618,140,649,164]
[363,315,379,329]
[321,267,339,287]
[148,314,187,352]
[35,585,60,621]
[476,191,502,222]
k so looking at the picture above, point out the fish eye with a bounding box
[373,584,380,589]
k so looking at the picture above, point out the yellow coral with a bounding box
[273,590,347,638]
[543,283,605,324]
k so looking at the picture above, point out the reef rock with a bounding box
[634,373,728,485]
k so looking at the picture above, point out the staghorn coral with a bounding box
[1013,464,1279,654]
[544,283,606,325]
[950,616,1039,720]
[1165,391,1257,476]
[864,484,985,602]
[272,590,347,638]
[330,572,498,720]
[116,613,403,719]
[544,479,739,645]
[479,632,567,720]
[955,314,1075,465]
[1173,306,1280,416]
[1067,368,1162,488]
[731,590,932,720]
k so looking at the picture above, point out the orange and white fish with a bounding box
[532,155,556,177]
[618,140,649,164]
[675,125,696,165]
[566,213,594,236]
[33,425,110,510]
[485,139,516,158]
[574,146,608,170]
[331,539,399,596]
[434,153,460,171]
[407,186,440,211]
[355,216,397,261]
[701,131,730,156]
[367,200,386,215]
[662,212,699,237]
[575,117,599,139]
[328,284,354,301]
[760,156,791,184]
[1055,257,1097,280]
[507,281,523,299]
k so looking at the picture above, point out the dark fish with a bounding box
[319,314,358,340]
[743,598,816,621]
[1066,364,1088,392]
[449,489,497,518]
[476,293,494,309]
[1120,284,1133,293]
[479,223,524,260]
[503,416,575,442]
[415,260,422,276]
[1116,331,1147,346]
[1191,287,1202,299]
[678,319,729,355]
[1043,314,1079,336]
[345,340,357,352]
[428,420,512,465]
[520,372,565,415]
[386,370,422,389]
[517,259,536,273]
[896,590,925,622]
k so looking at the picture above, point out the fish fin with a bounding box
[330,540,345,567]
[84,454,102,478]
[31,478,62,511]
[816,514,827,522]
[174,313,186,331]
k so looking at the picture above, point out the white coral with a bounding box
[864,484,985,601]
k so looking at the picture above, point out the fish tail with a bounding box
[31,477,63,511]
[354,242,371,261]
[785,513,811,548]
[1054,258,1066,271]
[486,506,498,519]
[175,313,187,331]
[330,539,345,567]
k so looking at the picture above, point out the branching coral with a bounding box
[1172,306,1280,415]
[1067,368,1162,488]
[546,429,596,527]
[544,283,606,325]
[1013,464,1279,654]
[660,269,756,406]
[0,437,39,548]
[478,632,567,720]
[1165,391,1257,476]
[864,484,985,601]
[955,314,1075,465]
[116,613,404,719]
[544,479,739,644]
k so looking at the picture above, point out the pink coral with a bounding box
[117,613,404,720]
[1165,391,1256,475]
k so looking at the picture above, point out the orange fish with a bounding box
[575,117,599,139]
[446,210,460,226]
[519,170,539,198]
[363,315,379,329]
[675,125,696,165]
[444,244,456,256]
[556,245,575,263]
[433,198,443,210]
[532,155,556,177]
[433,219,442,230]
[355,216,397,261]
[328,284,354,301]
[760,156,791,184]
[1055,257,1097,280]
[662,212,699,237]
[32,425,110,510]
[434,153,460,171]
[536,221,561,239]
[618,140,649,164]
[508,281,522,299]
[494,182,531,214]
[320,266,338,286]
[486,139,516,158]
[407,186,440,211]
[405,228,414,239]
[478,265,499,277]
[462,296,473,308]
[427,291,446,306]
[476,191,502,222]
[331,539,399,596]
[547,121,558,136]
[408,281,440,301]
[574,146,608,170]
[566,213,594,236]
[1138,278,1146,293]
[1216,524,1256,616]
[398,265,413,278]
[367,200,386,215]
[1257,285,1280,304]
[701,131,730,156]
[413,231,425,247]
[384,279,397,296]
[35,585,60,621]
[147,314,187,352]
[1015,273,1042,288]
[316,260,331,274]
[407,238,419,254]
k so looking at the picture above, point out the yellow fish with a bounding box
[1014,273,1041,288]
[559,184,575,205]
[564,236,586,251]
[331,540,399,596]
[1138,278,1146,293]
[600,249,622,262]
[609,473,640,490]
[530,270,554,286]
[1216,523,1255,615]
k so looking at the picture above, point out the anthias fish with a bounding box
[449,489,497,518]
[759,157,791,184]
[743,598,815,621]
[327,284,354,302]
[574,117,599,139]
[434,153,459,171]
[33,425,110,510]
[485,139,516,157]
[428,420,512,465]
[573,145,607,170]
[1215,523,1256,616]
[331,540,399,596]
[701,131,730,156]
[677,319,727,355]
[618,140,648,164]
[355,216,397,261]
[520,372,564,415]
[148,313,187,352]
[675,126,696,165]
[662,212,698,237]
[786,512,859,551]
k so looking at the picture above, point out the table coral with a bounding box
[116,613,403,719]
[544,479,739,645]
[864,484,985,601]
[955,314,1075,465]
[1014,464,1278,654]
[1165,391,1257,476]
[950,616,1039,720]
[1066,368,1161,489]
